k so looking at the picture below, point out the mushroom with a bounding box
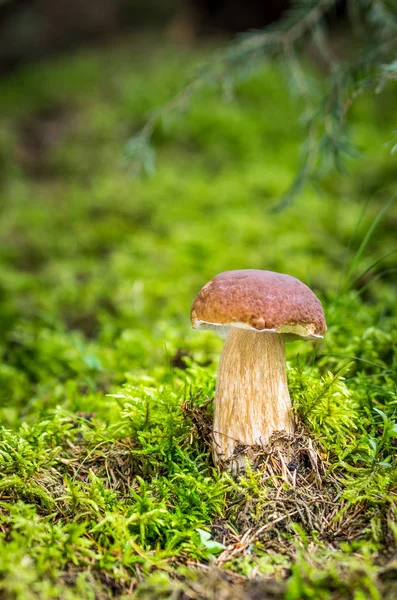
[190,269,326,470]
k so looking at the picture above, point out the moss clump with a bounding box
[0,39,396,599]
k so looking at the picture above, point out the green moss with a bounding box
[0,39,396,599]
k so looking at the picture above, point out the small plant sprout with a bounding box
[191,269,326,470]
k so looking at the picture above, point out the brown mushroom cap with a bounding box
[191,269,326,340]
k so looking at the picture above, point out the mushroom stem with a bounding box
[213,328,294,469]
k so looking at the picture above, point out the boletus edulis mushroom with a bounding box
[191,269,326,470]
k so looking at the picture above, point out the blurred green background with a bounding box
[0,36,395,428]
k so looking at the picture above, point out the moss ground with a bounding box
[0,38,396,599]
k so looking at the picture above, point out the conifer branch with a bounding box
[126,0,397,207]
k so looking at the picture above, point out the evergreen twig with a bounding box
[126,0,397,207]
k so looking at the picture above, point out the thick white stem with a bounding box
[213,328,294,468]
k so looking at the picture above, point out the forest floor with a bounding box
[0,38,396,599]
